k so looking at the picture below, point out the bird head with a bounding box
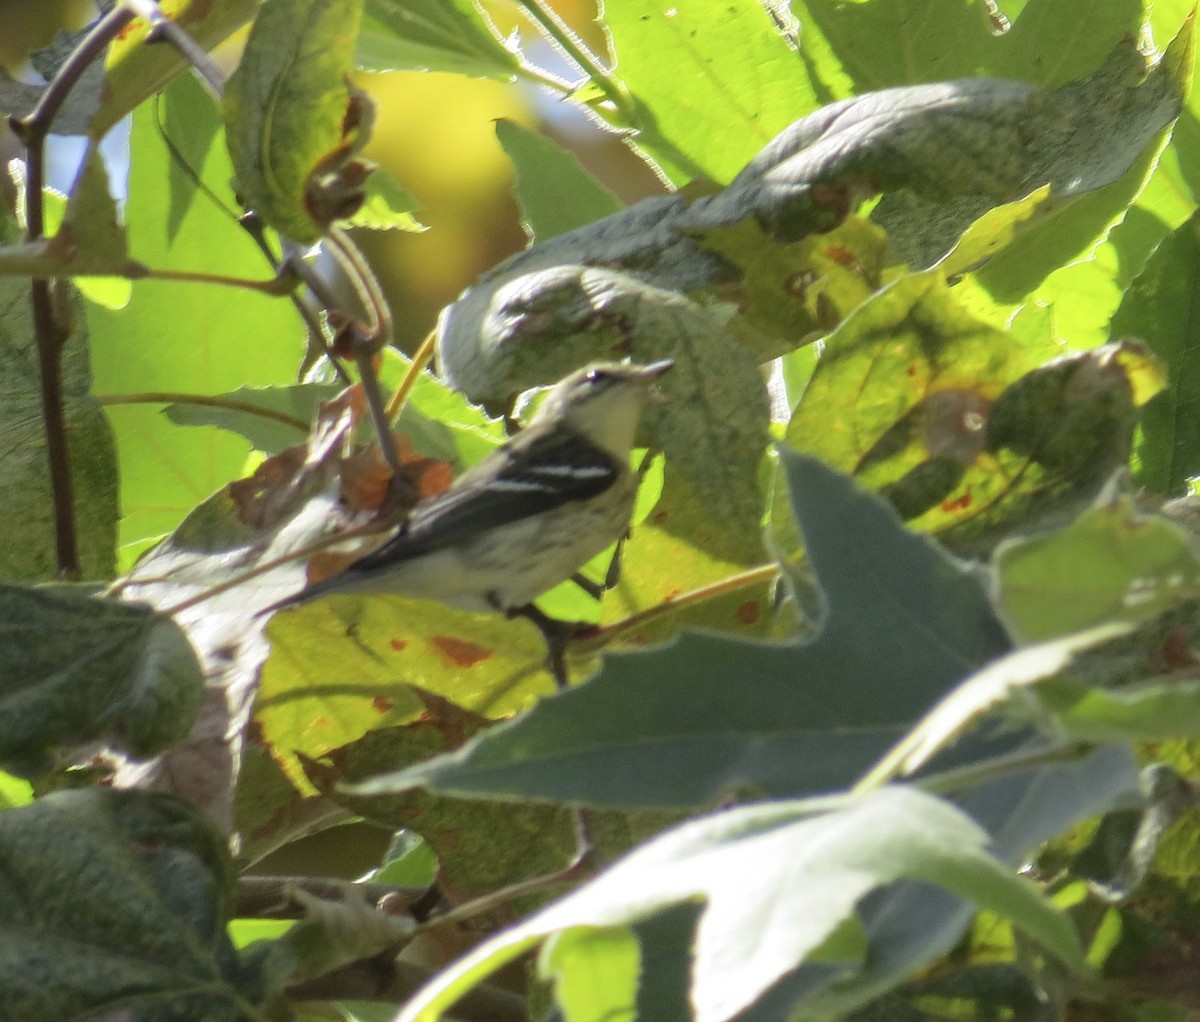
[532,360,674,459]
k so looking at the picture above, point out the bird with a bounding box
[261,359,673,618]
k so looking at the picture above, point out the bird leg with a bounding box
[507,602,591,689]
[570,535,626,600]
[507,601,597,869]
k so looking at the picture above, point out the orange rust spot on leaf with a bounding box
[906,364,918,377]
[823,245,860,271]
[652,510,669,525]
[663,588,683,602]
[941,492,973,513]
[389,637,408,652]
[736,601,761,625]
[372,695,395,714]
[430,635,493,668]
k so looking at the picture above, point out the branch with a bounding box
[95,392,310,434]
[571,562,780,653]
[235,875,430,919]
[7,5,136,577]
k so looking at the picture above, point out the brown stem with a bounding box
[571,562,779,652]
[8,6,136,577]
[235,875,428,919]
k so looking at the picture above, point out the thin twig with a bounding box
[514,0,632,118]
[237,213,352,386]
[95,392,310,434]
[141,264,299,294]
[120,0,228,98]
[8,5,136,577]
[143,516,398,616]
[571,562,780,652]
[384,327,437,422]
[236,875,428,919]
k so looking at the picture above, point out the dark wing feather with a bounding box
[348,426,620,569]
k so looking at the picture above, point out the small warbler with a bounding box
[263,359,672,616]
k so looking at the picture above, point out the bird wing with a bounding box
[349,427,621,568]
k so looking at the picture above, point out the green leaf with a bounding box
[357,0,520,78]
[879,32,1190,274]
[0,772,32,809]
[0,584,204,776]
[164,384,331,455]
[224,0,370,242]
[296,710,587,897]
[793,0,1144,95]
[348,450,1012,808]
[92,0,258,139]
[780,270,1050,544]
[0,277,118,580]
[861,622,1134,788]
[495,119,623,242]
[541,927,640,1022]
[341,167,425,232]
[0,788,268,1021]
[1041,676,1200,743]
[994,487,1200,642]
[258,597,555,792]
[603,0,821,184]
[55,146,130,276]
[1112,211,1200,495]
[88,74,303,562]
[396,787,1082,1022]
[694,214,892,351]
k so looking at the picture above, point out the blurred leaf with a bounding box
[1039,676,1200,744]
[93,0,258,139]
[1071,766,1198,901]
[495,119,623,242]
[0,772,33,809]
[0,278,118,580]
[603,0,822,183]
[1112,211,1200,495]
[0,788,272,1021]
[0,17,105,136]
[342,168,425,232]
[357,0,520,78]
[349,451,1011,808]
[861,622,1134,789]
[995,487,1200,642]
[254,882,415,989]
[540,927,640,1022]
[225,0,370,243]
[87,74,303,560]
[395,787,1082,1022]
[0,584,204,776]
